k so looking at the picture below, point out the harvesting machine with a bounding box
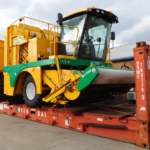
[0,6,134,107]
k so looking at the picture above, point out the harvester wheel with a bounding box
[23,75,42,108]
[0,75,7,101]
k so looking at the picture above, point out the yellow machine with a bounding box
[0,40,6,101]
[1,7,135,107]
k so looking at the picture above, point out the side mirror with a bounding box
[58,13,63,26]
[111,32,115,40]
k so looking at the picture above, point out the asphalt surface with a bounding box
[0,113,144,150]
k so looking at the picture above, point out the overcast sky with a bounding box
[0,0,150,46]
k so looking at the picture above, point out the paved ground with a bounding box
[0,113,144,150]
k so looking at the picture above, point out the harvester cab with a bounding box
[58,7,118,65]
[2,7,135,107]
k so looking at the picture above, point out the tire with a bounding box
[23,75,42,108]
[0,75,7,101]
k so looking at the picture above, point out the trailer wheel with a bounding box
[23,75,42,108]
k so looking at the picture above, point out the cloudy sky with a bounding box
[0,0,150,46]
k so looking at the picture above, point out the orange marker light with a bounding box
[90,64,93,67]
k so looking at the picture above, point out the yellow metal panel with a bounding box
[28,38,37,62]
[4,28,9,66]
[4,22,50,66]
[0,40,4,72]
[64,87,80,100]
[12,45,17,65]
[4,67,42,96]
[22,67,42,94]
[14,72,28,94]
[105,61,113,64]
[4,20,60,66]
[28,37,58,62]
[42,69,81,103]
[58,55,76,59]
[42,86,67,103]
[4,26,21,67]
[63,7,111,19]
[17,23,41,32]
[4,72,14,95]
[63,8,88,18]
[43,70,59,87]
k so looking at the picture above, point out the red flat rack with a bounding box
[0,41,150,149]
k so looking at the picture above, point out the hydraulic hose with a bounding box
[40,30,46,39]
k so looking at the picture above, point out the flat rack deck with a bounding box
[0,102,138,145]
[0,102,137,143]
[0,42,150,149]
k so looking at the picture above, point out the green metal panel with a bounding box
[77,64,134,91]
[28,59,55,68]
[59,58,112,67]
[3,58,55,87]
[77,64,99,91]
[3,63,28,87]
[3,56,134,88]
[72,70,82,75]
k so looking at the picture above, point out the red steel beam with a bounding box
[134,42,150,148]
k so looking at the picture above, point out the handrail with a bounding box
[10,16,80,59]
[49,25,79,57]
[10,16,56,40]
[11,16,55,26]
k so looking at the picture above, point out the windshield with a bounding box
[80,15,111,61]
[59,15,86,56]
